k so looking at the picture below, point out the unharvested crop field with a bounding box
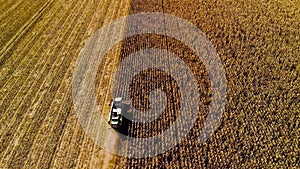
[0,0,299,168]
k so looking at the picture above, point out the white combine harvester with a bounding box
[107,97,123,129]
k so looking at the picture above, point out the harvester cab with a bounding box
[108,97,123,129]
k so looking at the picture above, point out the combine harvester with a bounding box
[107,97,123,129]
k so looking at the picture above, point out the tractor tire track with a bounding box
[0,0,54,65]
[0,0,88,165]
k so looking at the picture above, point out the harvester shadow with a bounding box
[114,103,132,137]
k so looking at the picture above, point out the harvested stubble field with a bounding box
[0,0,299,168]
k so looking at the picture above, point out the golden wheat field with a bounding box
[0,0,299,168]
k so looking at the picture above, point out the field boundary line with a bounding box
[74,0,123,166]
[88,0,130,167]
[70,0,116,167]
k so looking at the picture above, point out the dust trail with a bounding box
[100,129,120,169]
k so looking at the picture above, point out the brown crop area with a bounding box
[0,0,299,168]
